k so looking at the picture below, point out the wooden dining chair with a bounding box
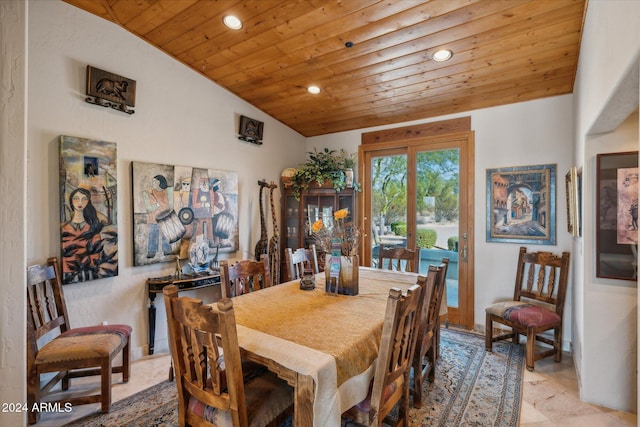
[378,246,419,272]
[163,285,293,427]
[485,247,571,371]
[285,244,319,280]
[435,257,450,359]
[343,284,423,426]
[26,257,131,424]
[410,263,447,409]
[220,255,271,298]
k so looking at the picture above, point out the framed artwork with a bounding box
[596,152,638,281]
[486,163,556,245]
[131,161,239,266]
[565,167,580,237]
[59,135,118,284]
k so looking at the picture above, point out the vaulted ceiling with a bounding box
[63,0,587,137]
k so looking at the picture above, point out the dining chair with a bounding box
[377,246,419,272]
[343,284,423,426]
[411,263,447,409]
[220,255,271,298]
[435,257,449,359]
[485,247,570,371]
[163,285,293,427]
[26,257,131,424]
[285,244,319,280]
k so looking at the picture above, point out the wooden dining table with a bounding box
[215,266,420,427]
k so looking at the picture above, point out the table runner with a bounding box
[226,267,419,426]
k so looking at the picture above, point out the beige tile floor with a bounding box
[34,351,637,426]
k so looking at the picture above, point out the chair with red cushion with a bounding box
[26,257,131,424]
[343,284,423,426]
[163,284,293,427]
[485,247,570,371]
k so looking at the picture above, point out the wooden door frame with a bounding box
[358,121,475,329]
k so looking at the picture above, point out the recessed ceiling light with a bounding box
[307,86,321,94]
[223,15,242,30]
[432,49,453,62]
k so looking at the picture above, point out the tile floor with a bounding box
[34,350,637,426]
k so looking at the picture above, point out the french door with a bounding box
[359,132,474,328]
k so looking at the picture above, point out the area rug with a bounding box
[66,328,524,427]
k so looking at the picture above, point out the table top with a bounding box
[220,267,419,427]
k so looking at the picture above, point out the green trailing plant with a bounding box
[291,148,360,200]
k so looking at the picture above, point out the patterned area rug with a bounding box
[67,328,524,427]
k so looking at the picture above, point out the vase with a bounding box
[325,254,359,295]
[344,168,354,188]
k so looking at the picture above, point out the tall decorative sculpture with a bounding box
[254,180,269,261]
[268,181,280,284]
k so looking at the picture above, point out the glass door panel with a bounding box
[368,153,408,267]
[415,148,460,309]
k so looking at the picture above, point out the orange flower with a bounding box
[334,208,348,220]
[311,220,324,233]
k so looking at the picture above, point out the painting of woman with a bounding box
[61,187,107,283]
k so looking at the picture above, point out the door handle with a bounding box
[461,245,467,262]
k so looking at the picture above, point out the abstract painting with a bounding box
[486,163,556,245]
[59,135,118,284]
[131,161,239,266]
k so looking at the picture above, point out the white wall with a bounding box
[309,95,575,339]
[0,1,27,425]
[573,0,640,413]
[25,0,306,361]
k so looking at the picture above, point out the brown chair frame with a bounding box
[285,244,319,280]
[220,255,271,298]
[163,285,292,427]
[410,262,447,408]
[26,257,130,424]
[343,284,423,426]
[377,246,419,272]
[485,247,570,371]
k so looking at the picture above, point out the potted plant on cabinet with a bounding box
[290,148,359,200]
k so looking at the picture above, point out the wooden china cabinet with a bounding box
[280,183,356,282]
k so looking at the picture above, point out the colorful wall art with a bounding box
[486,163,556,245]
[59,135,118,284]
[131,161,239,266]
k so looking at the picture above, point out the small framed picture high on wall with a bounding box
[596,151,638,281]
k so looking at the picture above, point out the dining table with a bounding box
[215,266,420,427]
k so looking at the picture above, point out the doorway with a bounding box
[359,130,474,328]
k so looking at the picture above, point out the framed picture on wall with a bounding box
[596,151,638,281]
[565,167,580,237]
[486,163,556,245]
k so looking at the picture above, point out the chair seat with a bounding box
[61,324,132,338]
[35,332,127,365]
[486,301,561,328]
[188,370,293,427]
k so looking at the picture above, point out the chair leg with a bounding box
[101,358,112,413]
[526,328,536,372]
[554,327,562,363]
[427,346,436,383]
[485,313,493,352]
[27,370,40,424]
[412,355,424,409]
[122,340,131,382]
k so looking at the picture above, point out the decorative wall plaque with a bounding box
[85,65,136,114]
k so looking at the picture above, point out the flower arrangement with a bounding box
[310,208,360,256]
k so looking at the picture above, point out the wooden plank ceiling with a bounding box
[63,0,587,137]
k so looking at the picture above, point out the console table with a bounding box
[146,272,220,355]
